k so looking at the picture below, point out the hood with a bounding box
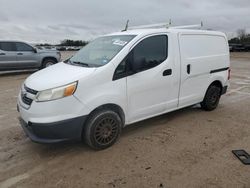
[25,62,96,91]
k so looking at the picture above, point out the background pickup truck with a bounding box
[0,41,61,71]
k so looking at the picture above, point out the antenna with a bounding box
[122,20,129,31]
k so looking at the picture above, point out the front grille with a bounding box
[22,95,33,105]
[21,85,38,106]
[24,85,38,95]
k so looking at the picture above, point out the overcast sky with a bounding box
[0,0,249,44]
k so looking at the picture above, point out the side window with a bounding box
[131,35,168,72]
[113,35,168,81]
[16,42,34,51]
[0,42,16,51]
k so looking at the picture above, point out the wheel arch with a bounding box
[208,80,223,94]
[202,80,223,103]
[42,56,58,64]
[85,103,125,127]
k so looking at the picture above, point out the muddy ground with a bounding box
[0,52,250,188]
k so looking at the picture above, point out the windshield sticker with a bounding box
[102,59,108,64]
[112,39,128,46]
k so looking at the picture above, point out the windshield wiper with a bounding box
[66,60,89,67]
[72,61,89,67]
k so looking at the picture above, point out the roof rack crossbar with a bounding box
[128,22,171,30]
[171,22,203,29]
[122,21,203,31]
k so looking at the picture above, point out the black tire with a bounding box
[201,85,222,111]
[83,109,122,150]
[41,58,56,69]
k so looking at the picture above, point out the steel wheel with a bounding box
[201,85,221,111]
[209,89,220,105]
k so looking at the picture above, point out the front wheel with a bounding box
[41,59,56,69]
[83,109,122,150]
[201,85,221,111]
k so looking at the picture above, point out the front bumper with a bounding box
[19,115,87,144]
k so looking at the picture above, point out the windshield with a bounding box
[67,35,136,67]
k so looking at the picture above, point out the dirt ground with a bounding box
[0,52,250,188]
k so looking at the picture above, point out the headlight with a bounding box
[36,82,77,102]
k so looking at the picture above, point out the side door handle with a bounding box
[187,64,191,74]
[0,53,5,55]
[163,69,172,76]
[17,53,23,55]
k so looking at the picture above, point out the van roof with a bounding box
[107,28,226,37]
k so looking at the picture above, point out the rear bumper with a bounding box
[19,115,87,144]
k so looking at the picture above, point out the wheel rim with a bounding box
[210,89,220,104]
[45,62,54,67]
[94,117,119,145]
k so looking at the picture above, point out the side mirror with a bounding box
[33,48,37,53]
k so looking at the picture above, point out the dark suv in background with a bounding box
[0,41,61,71]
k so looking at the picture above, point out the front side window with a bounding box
[113,35,168,80]
[0,42,15,51]
[68,35,136,67]
[16,42,34,51]
[130,35,168,72]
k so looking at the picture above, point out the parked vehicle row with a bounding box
[0,41,61,70]
[229,43,250,52]
[56,46,82,51]
[35,46,82,51]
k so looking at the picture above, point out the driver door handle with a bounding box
[17,53,23,55]
[0,53,5,55]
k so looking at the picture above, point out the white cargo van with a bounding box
[17,24,230,149]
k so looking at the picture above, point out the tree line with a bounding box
[229,29,250,44]
[37,29,250,47]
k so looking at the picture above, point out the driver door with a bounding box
[126,34,179,123]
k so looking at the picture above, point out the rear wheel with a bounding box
[41,58,56,69]
[201,85,221,111]
[83,109,122,150]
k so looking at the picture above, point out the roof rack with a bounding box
[122,20,203,31]
[171,22,203,29]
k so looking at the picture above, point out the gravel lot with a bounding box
[0,52,250,188]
